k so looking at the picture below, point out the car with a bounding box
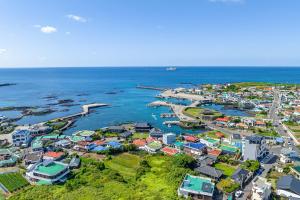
[235,190,243,198]
[288,142,292,146]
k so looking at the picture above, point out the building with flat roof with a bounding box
[15,123,52,137]
[178,174,215,199]
[0,148,19,167]
[12,130,32,147]
[26,160,70,184]
[242,135,268,160]
[145,141,162,153]
[73,130,95,141]
[163,133,176,145]
[251,176,271,200]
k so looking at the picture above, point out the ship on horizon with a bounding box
[166,67,177,71]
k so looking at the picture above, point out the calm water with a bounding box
[0,67,299,134]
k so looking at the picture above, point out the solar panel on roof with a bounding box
[202,182,212,193]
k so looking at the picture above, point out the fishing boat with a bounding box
[166,67,176,71]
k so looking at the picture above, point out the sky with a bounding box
[0,0,300,67]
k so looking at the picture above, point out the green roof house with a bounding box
[178,174,215,200]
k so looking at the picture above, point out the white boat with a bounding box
[151,114,157,120]
[166,67,176,71]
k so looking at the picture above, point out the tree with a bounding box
[172,154,196,169]
[241,160,260,172]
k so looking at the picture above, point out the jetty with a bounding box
[160,89,213,103]
[136,85,168,91]
[57,103,108,121]
[160,113,176,118]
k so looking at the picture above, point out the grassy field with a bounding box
[132,132,148,139]
[104,153,141,178]
[183,107,202,118]
[0,173,29,193]
[214,162,237,176]
[10,153,191,200]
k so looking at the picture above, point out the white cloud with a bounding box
[65,31,71,35]
[0,49,7,55]
[67,14,87,23]
[209,0,244,3]
[40,26,57,34]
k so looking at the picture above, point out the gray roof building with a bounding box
[277,176,300,197]
[195,165,223,180]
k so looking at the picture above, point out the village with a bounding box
[1,82,300,200]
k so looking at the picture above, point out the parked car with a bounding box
[235,190,243,198]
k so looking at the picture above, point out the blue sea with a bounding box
[0,67,300,134]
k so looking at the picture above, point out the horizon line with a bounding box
[1,65,300,69]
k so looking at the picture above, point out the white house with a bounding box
[276,176,300,199]
[252,176,271,200]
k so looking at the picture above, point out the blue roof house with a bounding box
[183,142,207,157]
[107,141,122,149]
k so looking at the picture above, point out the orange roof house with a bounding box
[216,117,230,122]
[207,149,222,157]
[133,139,146,147]
[215,132,225,138]
[43,151,64,160]
[183,135,198,142]
[161,147,179,156]
[93,140,106,146]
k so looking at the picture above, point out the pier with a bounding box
[136,85,169,91]
[57,103,109,121]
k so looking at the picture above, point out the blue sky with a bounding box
[0,0,300,67]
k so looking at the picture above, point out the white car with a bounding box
[235,190,243,198]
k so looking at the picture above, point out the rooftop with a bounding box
[35,161,67,176]
[146,141,162,150]
[184,142,206,150]
[180,174,214,196]
[74,130,95,137]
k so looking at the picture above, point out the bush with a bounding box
[172,154,196,169]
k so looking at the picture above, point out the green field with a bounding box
[0,173,29,193]
[10,153,192,200]
[104,153,141,178]
[214,162,237,176]
[183,107,202,118]
[132,132,148,139]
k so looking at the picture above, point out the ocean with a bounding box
[0,67,299,134]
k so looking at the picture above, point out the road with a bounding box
[269,89,300,145]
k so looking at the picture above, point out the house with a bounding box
[174,141,185,150]
[163,133,176,145]
[149,128,163,138]
[134,122,152,132]
[0,148,18,167]
[24,151,43,165]
[103,126,125,133]
[277,176,300,199]
[132,139,146,148]
[178,174,215,200]
[242,135,268,160]
[107,141,122,149]
[290,166,300,179]
[91,145,108,152]
[26,160,70,184]
[161,147,179,156]
[43,151,65,161]
[120,131,132,138]
[15,123,52,137]
[207,149,222,158]
[198,155,218,166]
[54,139,72,148]
[12,130,32,147]
[251,176,271,200]
[183,142,207,157]
[231,168,252,188]
[73,130,95,141]
[69,157,80,169]
[183,135,198,143]
[200,138,219,147]
[195,165,223,180]
[145,141,162,153]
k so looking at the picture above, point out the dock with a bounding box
[57,103,109,121]
[136,85,168,91]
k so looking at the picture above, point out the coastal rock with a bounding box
[0,83,16,87]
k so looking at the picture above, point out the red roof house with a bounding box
[183,135,198,142]
[133,139,146,147]
[161,147,179,156]
[43,151,64,160]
